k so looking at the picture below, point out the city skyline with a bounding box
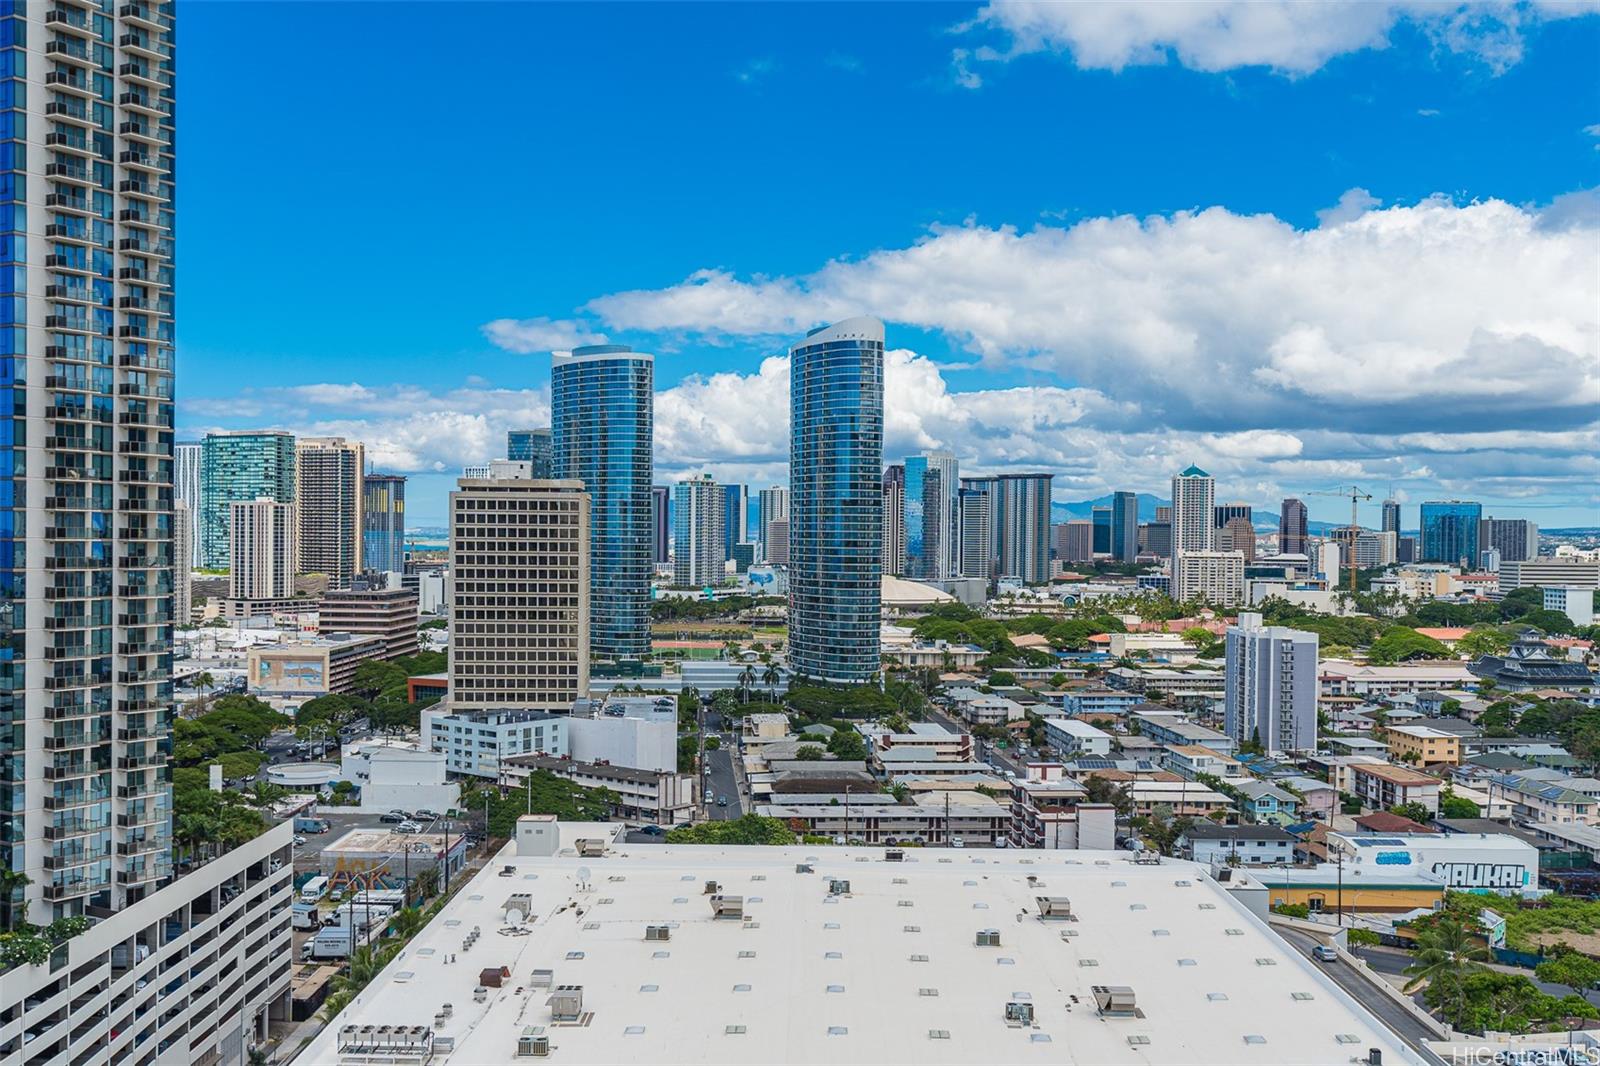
[172,3,1600,528]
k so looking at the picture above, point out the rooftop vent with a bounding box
[1092,985,1140,1018]
[704,880,721,895]
[516,1027,550,1058]
[828,879,850,896]
[975,929,1001,947]
[1004,1001,1035,1027]
[885,848,904,862]
[547,985,584,1022]
[575,839,605,858]
[644,924,671,942]
[796,864,814,874]
[529,969,554,990]
[1035,896,1073,920]
[711,895,745,920]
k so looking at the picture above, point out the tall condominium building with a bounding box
[552,344,653,662]
[985,473,1053,584]
[1420,499,1482,566]
[958,485,993,578]
[362,473,407,573]
[295,435,364,588]
[1053,520,1094,565]
[765,517,789,567]
[1091,505,1110,555]
[650,484,670,565]
[757,485,788,564]
[200,429,294,569]
[1220,516,1256,562]
[1225,612,1319,753]
[789,318,883,684]
[1381,498,1401,535]
[1279,497,1308,556]
[721,482,748,561]
[174,499,192,626]
[1110,490,1138,562]
[229,498,298,601]
[1214,501,1251,530]
[674,475,725,587]
[449,467,589,712]
[903,453,947,581]
[507,427,554,477]
[881,464,905,578]
[1170,465,1216,570]
[174,439,202,566]
[1174,550,1246,607]
[1145,521,1172,558]
[1479,517,1538,563]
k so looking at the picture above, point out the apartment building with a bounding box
[1488,773,1599,826]
[1348,762,1442,815]
[316,582,420,659]
[1007,765,1117,850]
[295,436,364,589]
[1384,725,1462,768]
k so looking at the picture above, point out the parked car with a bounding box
[393,821,422,834]
[414,808,440,820]
[378,813,406,824]
[636,825,666,837]
[1312,945,1338,962]
[292,835,307,846]
[387,809,411,819]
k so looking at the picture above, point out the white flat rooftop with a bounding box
[303,824,1424,1066]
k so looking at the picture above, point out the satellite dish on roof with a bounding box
[576,866,592,890]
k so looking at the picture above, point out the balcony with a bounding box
[44,703,97,722]
[120,3,162,28]
[45,311,91,328]
[118,468,171,484]
[118,149,161,172]
[46,253,92,274]
[45,131,92,154]
[46,192,91,213]
[43,614,90,629]
[117,753,167,772]
[118,697,163,714]
[45,283,92,302]
[45,40,93,66]
[45,70,93,95]
[117,64,164,90]
[118,32,164,59]
[118,91,166,116]
[116,781,163,800]
[46,8,94,33]
[118,410,172,429]
[43,645,91,661]
[116,726,158,741]
[44,732,104,750]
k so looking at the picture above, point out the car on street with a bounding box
[393,821,422,834]
[636,825,666,837]
[414,808,440,820]
[716,796,728,807]
[293,835,307,846]
[1312,945,1339,962]
[379,812,406,824]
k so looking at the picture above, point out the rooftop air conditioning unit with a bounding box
[1092,985,1139,1017]
[517,1030,551,1058]
[710,895,744,920]
[885,848,904,862]
[529,969,554,990]
[1035,896,1073,920]
[644,924,671,941]
[576,839,605,858]
[975,929,1001,947]
[547,985,584,1022]
[1004,1001,1035,1027]
[704,880,721,895]
[795,864,814,874]
[828,879,850,896]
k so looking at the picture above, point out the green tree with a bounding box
[1388,801,1434,824]
[825,729,867,761]
[794,744,825,761]
[1179,626,1219,653]
[192,671,216,714]
[665,815,796,845]
[1456,628,1511,660]
[1368,627,1452,665]
[1536,950,1600,1015]
[1438,788,1479,819]
[1405,918,1491,1027]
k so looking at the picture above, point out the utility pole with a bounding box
[1336,845,1344,927]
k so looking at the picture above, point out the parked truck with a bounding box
[291,901,322,930]
[294,815,332,834]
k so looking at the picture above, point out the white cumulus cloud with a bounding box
[481,316,607,354]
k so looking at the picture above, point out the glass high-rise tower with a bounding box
[1420,500,1482,566]
[552,344,653,662]
[508,427,553,477]
[788,317,883,684]
[363,473,407,573]
[199,430,295,569]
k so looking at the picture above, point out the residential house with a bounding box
[1236,780,1300,824]
[1177,824,1298,866]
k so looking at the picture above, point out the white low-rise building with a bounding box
[1042,717,1112,757]
[342,739,460,815]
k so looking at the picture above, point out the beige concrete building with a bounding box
[174,498,193,626]
[1383,725,1462,768]
[317,582,419,659]
[296,436,365,589]
[229,496,298,600]
[449,466,590,712]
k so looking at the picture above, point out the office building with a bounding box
[318,581,421,660]
[552,344,653,662]
[229,498,299,601]
[1545,587,1596,627]
[1052,520,1093,564]
[1279,497,1308,556]
[200,430,295,569]
[296,436,364,588]
[764,518,789,567]
[722,482,749,561]
[248,633,389,697]
[1173,550,1246,607]
[958,486,993,578]
[1479,517,1539,563]
[1420,499,1482,566]
[362,473,407,574]
[1225,612,1319,753]
[1214,501,1251,530]
[881,464,905,578]
[1110,490,1138,562]
[651,484,670,566]
[969,473,1053,584]
[175,440,203,566]
[507,427,554,477]
[1219,516,1255,562]
[1090,504,1110,554]
[2,8,294,1054]
[449,466,590,712]
[1170,465,1216,563]
[903,453,947,581]
[1381,497,1401,535]
[757,485,788,564]
[1498,557,1600,592]
[673,475,725,588]
[1144,520,1172,558]
[174,499,193,626]
[303,822,1422,1066]
[789,318,883,684]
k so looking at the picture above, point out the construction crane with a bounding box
[1307,485,1373,594]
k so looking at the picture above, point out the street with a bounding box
[1358,944,1600,1006]
[704,742,743,820]
[1277,927,1449,1063]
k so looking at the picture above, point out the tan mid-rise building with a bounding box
[1383,725,1462,768]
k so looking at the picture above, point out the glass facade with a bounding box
[552,345,652,662]
[788,317,883,684]
[2,0,180,918]
[198,430,294,569]
[1420,500,1482,566]
[507,426,553,478]
[902,455,942,581]
[362,473,406,573]
[1111,489,1138,562]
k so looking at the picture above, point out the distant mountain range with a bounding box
[1050,495,1344,536]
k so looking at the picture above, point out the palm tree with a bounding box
[193,671,215,715]
[737,664,756,704]
[388,906,426,940]
[0,869,31,932]
[1405,918,1490,1024]
[762,662,780,701]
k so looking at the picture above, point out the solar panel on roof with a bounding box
[1352,837,1406,846]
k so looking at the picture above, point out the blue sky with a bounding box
[178,2,1600,527]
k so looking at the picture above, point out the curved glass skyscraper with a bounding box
[788,318,883,683]
[552,345,654,662]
